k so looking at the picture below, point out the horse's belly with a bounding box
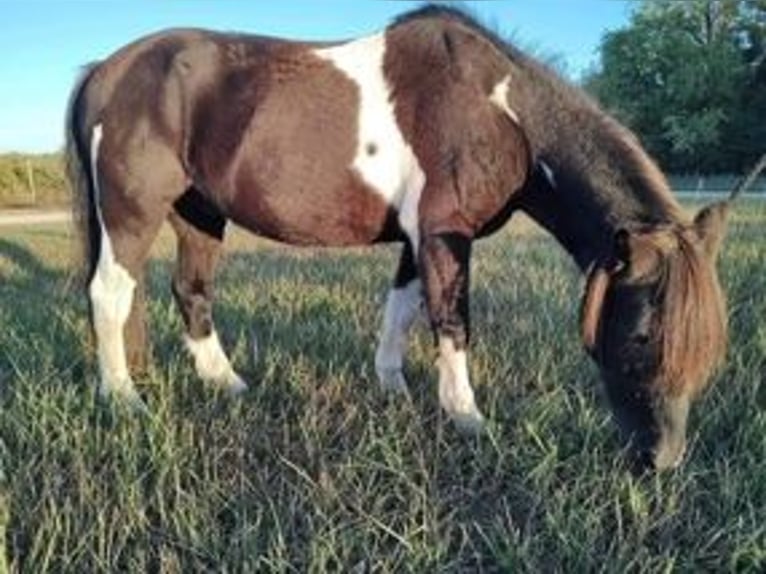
[228,162,404,246]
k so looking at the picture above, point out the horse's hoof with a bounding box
[376,368,409,395]
[450,409,485,436]
[215,371,248,396]
[99,379,148,414]
[225,378,248,397]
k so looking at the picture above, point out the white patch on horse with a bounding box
[184,330,247,395]
[437,336,484,433]
[314,34,426,254]
[489,74,521,124]
[88,123,142,407]
[540,160,557,188]
[375,279,422,393]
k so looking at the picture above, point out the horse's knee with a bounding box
[419,233,471,339]
[88,250,136,327]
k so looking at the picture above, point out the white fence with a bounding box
[670,175,766,197]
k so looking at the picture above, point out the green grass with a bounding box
[1,203,765,572]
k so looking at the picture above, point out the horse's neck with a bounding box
[518,134,686,271]
[506,61,689,271]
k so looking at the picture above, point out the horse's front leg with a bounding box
[375,242,422,394]
[419,232,484,434]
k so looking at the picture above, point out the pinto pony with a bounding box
[66,6,730,470]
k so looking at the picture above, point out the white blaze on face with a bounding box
[184,330,247,394]
[375,279,422,391]
[314,34,426,254]
[87,123,141,404]
[489,74,521,124]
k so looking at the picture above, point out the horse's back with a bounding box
[76,29,290,152]
[75,16,530,247]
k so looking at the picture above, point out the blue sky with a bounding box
[0,0,633,153]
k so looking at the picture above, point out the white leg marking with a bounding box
[314,34,426,255]
[184,330,247,395]
[88,124,143,407]
[437,336,484,434]
[375,279,422,393]
[489,74,521,124]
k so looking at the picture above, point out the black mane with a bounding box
[392,3,529,65]
[393,3,490,30]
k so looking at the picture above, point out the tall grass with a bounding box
[1,203,764,572]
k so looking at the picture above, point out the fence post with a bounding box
[25,158,37,205]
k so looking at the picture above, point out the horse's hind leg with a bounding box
[419,232,484,433]
[169,190,246,395]
[375,242,422,393]
[88,128,184,407]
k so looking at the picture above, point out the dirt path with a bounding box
[0,209,70,227]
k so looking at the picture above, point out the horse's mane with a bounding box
[657,229,727,395]
[585,227,728,395]
[392,3,522,58]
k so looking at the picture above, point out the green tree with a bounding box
[585,0,766,173]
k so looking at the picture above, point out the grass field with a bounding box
[1,201,764,572]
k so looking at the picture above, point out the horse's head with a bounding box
[582,202,729,472]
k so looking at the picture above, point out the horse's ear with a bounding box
[581,266,610,356]
[694,201,729,260]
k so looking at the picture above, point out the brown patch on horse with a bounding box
[384,21,529,236]
[189,41,400,245]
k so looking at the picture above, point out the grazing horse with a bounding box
[66,5,729,470]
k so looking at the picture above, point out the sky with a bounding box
[0,0,633,153]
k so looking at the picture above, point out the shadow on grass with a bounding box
[0,238,91,395]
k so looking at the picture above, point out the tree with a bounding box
[585,0,766,173]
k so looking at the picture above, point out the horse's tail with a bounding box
[65,64,101,286]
